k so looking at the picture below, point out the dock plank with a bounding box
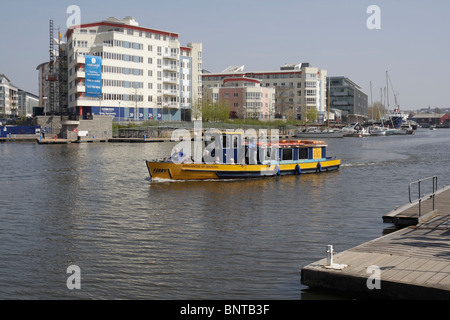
[301,185,450,299]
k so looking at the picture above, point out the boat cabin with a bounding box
[202,131,327,165]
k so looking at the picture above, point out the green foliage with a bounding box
[224,118,304,127]
[200,101,230,122]
[306,108,318,123]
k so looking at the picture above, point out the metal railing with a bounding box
[409,176,438,217]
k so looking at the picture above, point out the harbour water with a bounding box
[1,128,449,300]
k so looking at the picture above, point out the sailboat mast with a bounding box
[370,81,373,120]
[327,78,330,128]
[386,71,389,110]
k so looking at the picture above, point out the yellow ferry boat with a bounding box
[146,131,341,180]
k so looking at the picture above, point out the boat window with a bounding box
[232,136,239,148]
[222,135,229,148]
[298,148,308,159]
[282,148,293,161]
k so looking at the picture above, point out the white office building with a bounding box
[65,17,202,121]
[17,90,39,117]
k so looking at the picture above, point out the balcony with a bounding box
[162,102,179,109]
[76,85,86,92]
[76,70,86,79]
[163,77,179,84]
[163,64,178,72]
[163,52,179,60]
[163,89,178,96]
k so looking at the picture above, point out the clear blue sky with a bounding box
[1,0,449,110]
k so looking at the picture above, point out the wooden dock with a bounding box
[37,138,70,144]
[108,137,172,143]
[301,184,450,299]
[382,184,450,226]
[1,135,40,143]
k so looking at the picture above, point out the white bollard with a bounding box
[324,245,348,270]
[326,245,334,266]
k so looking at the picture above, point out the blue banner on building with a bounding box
[85,55,102,97]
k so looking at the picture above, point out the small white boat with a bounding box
[400,122,414,134]
[384,122,414,135]
[342,123,369,137]
[368,126,387,136]
[294,127,343,138]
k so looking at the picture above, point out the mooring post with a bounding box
[326,245,334,266]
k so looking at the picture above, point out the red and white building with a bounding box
[204,77,275,120]
[203,63,327,120]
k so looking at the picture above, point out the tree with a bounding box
[368,101,385,120]
[306,108,318,123]
[200,101,230,122]
[191,100,203,121]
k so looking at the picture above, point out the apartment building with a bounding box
[203,77,275,120]
[0,75,39,118]
[65,17,202,121]
[202,63,327,120]
[0,74,18,117]
[36,62,50,112]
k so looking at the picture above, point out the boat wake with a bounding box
[148,177,239,183]
[341,160,401,168]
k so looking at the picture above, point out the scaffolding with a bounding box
[47,20,68,114]
[48,19,56,113]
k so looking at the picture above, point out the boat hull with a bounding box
[146,159,341,180]
[294,132,343,138]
